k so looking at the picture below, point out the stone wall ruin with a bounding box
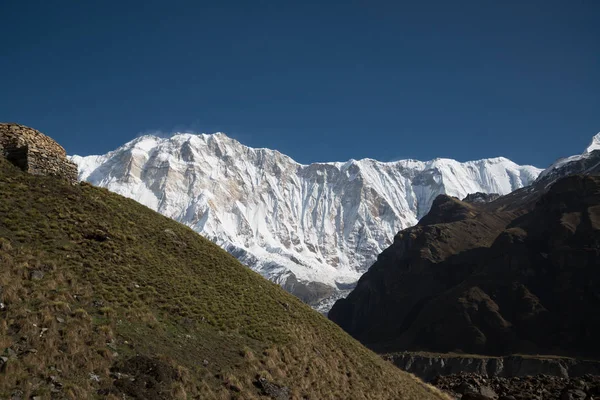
[0,123,78,183]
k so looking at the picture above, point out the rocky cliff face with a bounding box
[433,373,600,400]
[71,133,540,309]
[385,353,600,382]
[462,192,500,204]
[329,135,600,357]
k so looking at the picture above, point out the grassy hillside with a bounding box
[0,157,447,399]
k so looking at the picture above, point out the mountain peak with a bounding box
[584,132,600,154]
[134,131,232,142]
[536,132,600,183]
[72,131,541,311]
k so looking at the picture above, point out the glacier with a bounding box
[71,132,541,310]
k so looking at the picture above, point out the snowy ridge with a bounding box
[585,133,600,154]
[537,133,600,181]
[71,132,541,309]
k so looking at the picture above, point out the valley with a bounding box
[1,123,599,399]
[3,2,597,398]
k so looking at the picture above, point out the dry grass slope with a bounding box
[0,157,448,399]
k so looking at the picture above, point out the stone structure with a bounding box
[0,123,78,183]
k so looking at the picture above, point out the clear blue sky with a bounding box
[1,0,598,167]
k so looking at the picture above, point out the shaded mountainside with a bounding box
[72,133,540,310]
[329,166,600,358]
[0,157,447,399]
[385,352,600,382]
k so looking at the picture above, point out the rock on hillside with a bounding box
[462,192,500,204]
[329,136,600,358]
[432,373,600,400]
[71,132,540,310]
[384,353,600,382]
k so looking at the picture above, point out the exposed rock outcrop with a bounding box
[432,372,600,400]
[0,123,77,183]
[463,192,500,204]
[385,353,600,382]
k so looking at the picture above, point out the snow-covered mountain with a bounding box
[71,133,541,310]
[535,133,600,186]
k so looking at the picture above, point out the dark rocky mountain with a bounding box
[462,192,500,204]
[329,146,600,359]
